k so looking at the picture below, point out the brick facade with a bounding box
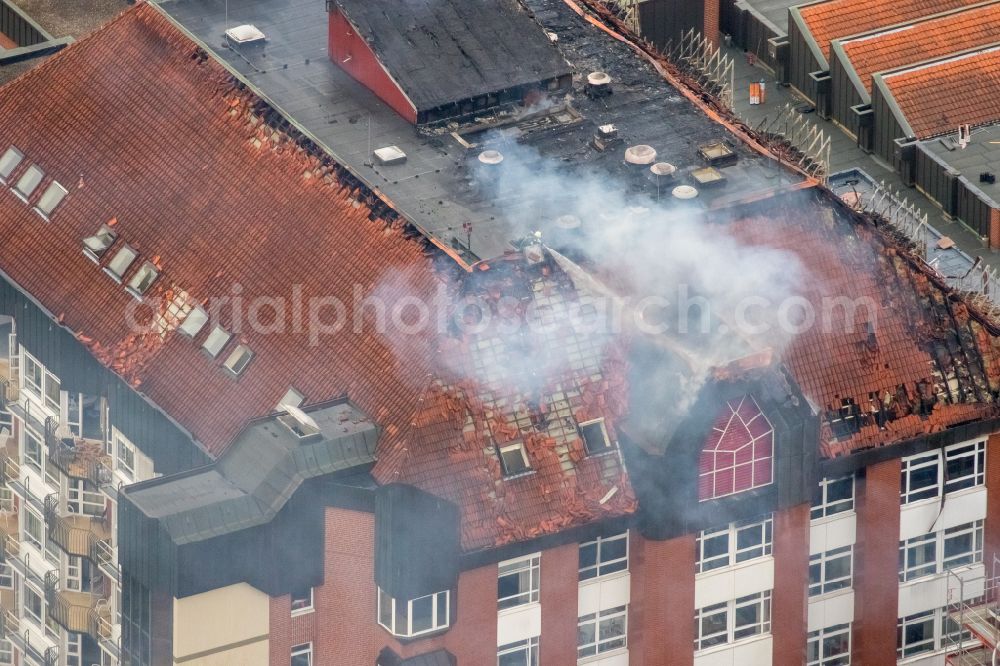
[703,0,720,45]
[628,531,695,666]
[771,504,810,665]
[852,458,902,666]
[986,434,1000,562]
[540,542,582,664]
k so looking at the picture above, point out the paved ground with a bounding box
[727,43,1000,271]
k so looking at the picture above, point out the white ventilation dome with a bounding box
[555,214,582,230]
[650,162,676,177]
[225,24,266,44]
[672,185,699,200]
[478,150,504,165]
[624,145,657,165]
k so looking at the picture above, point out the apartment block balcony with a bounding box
[43,418,111,486]
[0,376,17,413]
[1,609,57,666]
[44,571,111,639]
[44,500,111,560]
[90,536,119,584]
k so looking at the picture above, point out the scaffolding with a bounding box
[598,0,641,34]
[946,554,1000,666]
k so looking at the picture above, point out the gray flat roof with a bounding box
[922,124,1000,209]
[154,0,795,260]
[128,400,378,543]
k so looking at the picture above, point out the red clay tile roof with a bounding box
[0,4,440,456]
[373,253,636,551]
[728,193,1000,457]
[798,0,984,65]
[839,2,1000,96]
[879,46,1000,139]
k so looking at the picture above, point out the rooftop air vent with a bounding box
[586,71,612,98]
[478,150,504,166]
[624,145,657,166]
[691,166,726,188]
[279,404,321,439]
[592,124,621,152]
[672,185,698,200]
[650,162,676,179]
[373,145,407,166]
[697,141,737,167]
[225,24,266,46]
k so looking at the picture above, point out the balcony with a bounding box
[43,419,111,485]
[1,609,57,666]
[45,507,111,560]
[45,572,111,638]
[90,537,119,584]
[0,376,17,413]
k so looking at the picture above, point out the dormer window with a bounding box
[34,181,68,219]
[223,344,253,376]
[83,225,117,262]
[104,245,137,282]
[201,325,231,357]
[0,147,23,182]
[498,441,531,477]
[12,165,43,201]
[178,306,208,337]
[126,262,159,298]
[377,587,450,638]
[579,418,612,455]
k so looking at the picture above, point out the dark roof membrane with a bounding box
[333,0,571,112]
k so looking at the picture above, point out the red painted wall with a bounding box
[985,434,1000,563]
[540,542,582,664]
[853,458,902,666]
[772,504,809,665]
[628,530,695,666]
[328,9,418,124]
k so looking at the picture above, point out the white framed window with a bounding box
[23,428,42,474]
[22,351,42,397]
[24,507,43,551]
[0,146,23,182]
[0,638,12,665]
[498,554,540,609]
[126,261,159,297]
[577,604,627,659]
[0,563,12,589]
[23,583,43,626]
[811,475,854,520]
[104,245,137,282]
[43,370,59,412]
[201,325,231,358]
[897,609,937,659]
[696,515,772,573]
[34,181,68,218]
[179,306,208,337]
[223,344,254,376]
[115,430,136,479]
[694,591,771,651]
[808,623,850,665]
[68,479,105,516]
[376,587,449,637]
[898,520,983,582]
[12,164,43,200]
[809,546,853,597]
[579,532,628,581]
[291,585,313,615]
[82,224,117,262]
[579,418,612,455]
[901,442,986,504]
[498,636,539,666]
[498,441,531,477]
[290,642,312,666]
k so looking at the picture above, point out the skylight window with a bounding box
[223,344,253,376]
[499,441,531,477]
[83,225,117,262]
[103,245,137,282]
[201,325,231,357]
[126,262,159,297]
[0,147,23,182]
[12,165,43,201]
[178,306,208,337]
[34,181,68,219]
[579,419,612,455]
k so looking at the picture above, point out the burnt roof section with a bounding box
[125,400,378,544]
[156,0,791,260]
[332,0,570,113]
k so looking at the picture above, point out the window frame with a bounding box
[375,587,450,638]
[497,636,539,666]
[23,428,42,475]
[578,532,628,581]
[290,585,314,616]
[22,351,43,398]
[103,244,138,282]
[578,418,612,456]
[12,164,44,201]
[898,520,983,582]
[126,261,159,298]
[807,622,851,666]
[897,609,937,659]
[811,475,854,521]
[696,515,773,574]
[498,554,540,610]
[34,180,68,219]
[201,325,232,358]
[576,604,627,659]
[900,441,986,504]
[808,545,853,597]
[23,583,43,626]
[82,225,117,262]
[290,642,312,666]
[944,441,986,494]
[115,430,136,479]
[698,395,774,501]
[498,441,531,478]
[0,146,24,182]
[694,591,772,652]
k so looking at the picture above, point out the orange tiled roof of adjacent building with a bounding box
[880,46,1000,139]
[798,0,984,65]
[839,2,1000,96]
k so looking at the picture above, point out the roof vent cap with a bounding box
[374,145,407,166]
[672,185,699,200]
[624,145,657,165]
[478,150,504,165]
[650,162,676,177]
[225,24,266,45]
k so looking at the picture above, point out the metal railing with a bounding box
[90,537,119,583]
[43,417,110,485]
[945,554,1000,665]
[44,569,109,638]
